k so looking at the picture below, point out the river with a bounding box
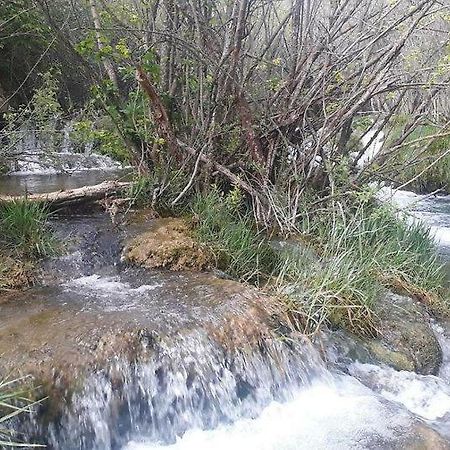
[2,172,450,449]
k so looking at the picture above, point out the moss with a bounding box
[122,218,211,271]
[0,254,35,290]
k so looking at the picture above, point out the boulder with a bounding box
[370,293,442,374]
[122,217,211,271]
[327,293,442,375]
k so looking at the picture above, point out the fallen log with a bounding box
[0,181,132,208]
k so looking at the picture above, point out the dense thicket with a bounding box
[1,0,450,227]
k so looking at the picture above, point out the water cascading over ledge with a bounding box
[4,122,122,174]
[24,330,327,450]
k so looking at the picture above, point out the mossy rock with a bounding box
[0,254,35,290]
[328,293,442,375]
[122,218,211,271]
[372,293,442,374]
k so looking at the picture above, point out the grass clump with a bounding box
[127,175,155,207]
[189,187,446,335]
[0,199,56,290]
[191,187,278,284]
[127,169,190,212]
[277,193,446,334]
[0,199,55,258]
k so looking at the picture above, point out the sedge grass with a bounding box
[0,199,55,258]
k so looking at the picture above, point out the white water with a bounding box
[356,128,385,169]
[378,186,450,247]
[125,377,410,450]
[6,122,122,174]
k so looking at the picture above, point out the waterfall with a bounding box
[5,121,122,174]
[26,331,328,450]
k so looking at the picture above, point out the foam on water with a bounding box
[65,274,162,296]
[124,375,410,450]
[349,363,450,421]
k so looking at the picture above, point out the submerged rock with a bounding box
[122,217,211,271]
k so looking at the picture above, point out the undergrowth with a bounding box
[280,195,446,334]
[190,187,446,336]
[127,169,190,212]
[191,187,278,284]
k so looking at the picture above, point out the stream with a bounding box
[2,172,450,449]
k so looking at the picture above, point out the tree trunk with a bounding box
[0,181,131,208]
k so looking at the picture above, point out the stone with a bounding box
[327,293,443,375]
[122,217,211,271]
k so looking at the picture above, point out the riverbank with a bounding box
[2,172,450,448]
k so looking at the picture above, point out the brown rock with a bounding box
[122,217,211,271]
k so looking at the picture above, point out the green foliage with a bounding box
[127,175,155,207]
[72,117,130,163]
[0,199,56,258]
[31,69,63,128]
[191,187,278,283]
[4,69,64,154]
[189,186,445,334]
[388,122,450,193]
[127,168,190,211]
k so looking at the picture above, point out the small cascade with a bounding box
[26,331,327,450]
[5,121,122,175]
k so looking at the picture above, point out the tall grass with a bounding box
[190,188,446,335]
[191,187,278,283]
[278,197,446,333]
[0,199,55,258]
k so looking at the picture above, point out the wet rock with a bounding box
[406,423,450,450]
[0,272,283,384]
[371,293,442,375]
[122,217,211,271]
[0,270,297,447]
[327,293,442,375]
